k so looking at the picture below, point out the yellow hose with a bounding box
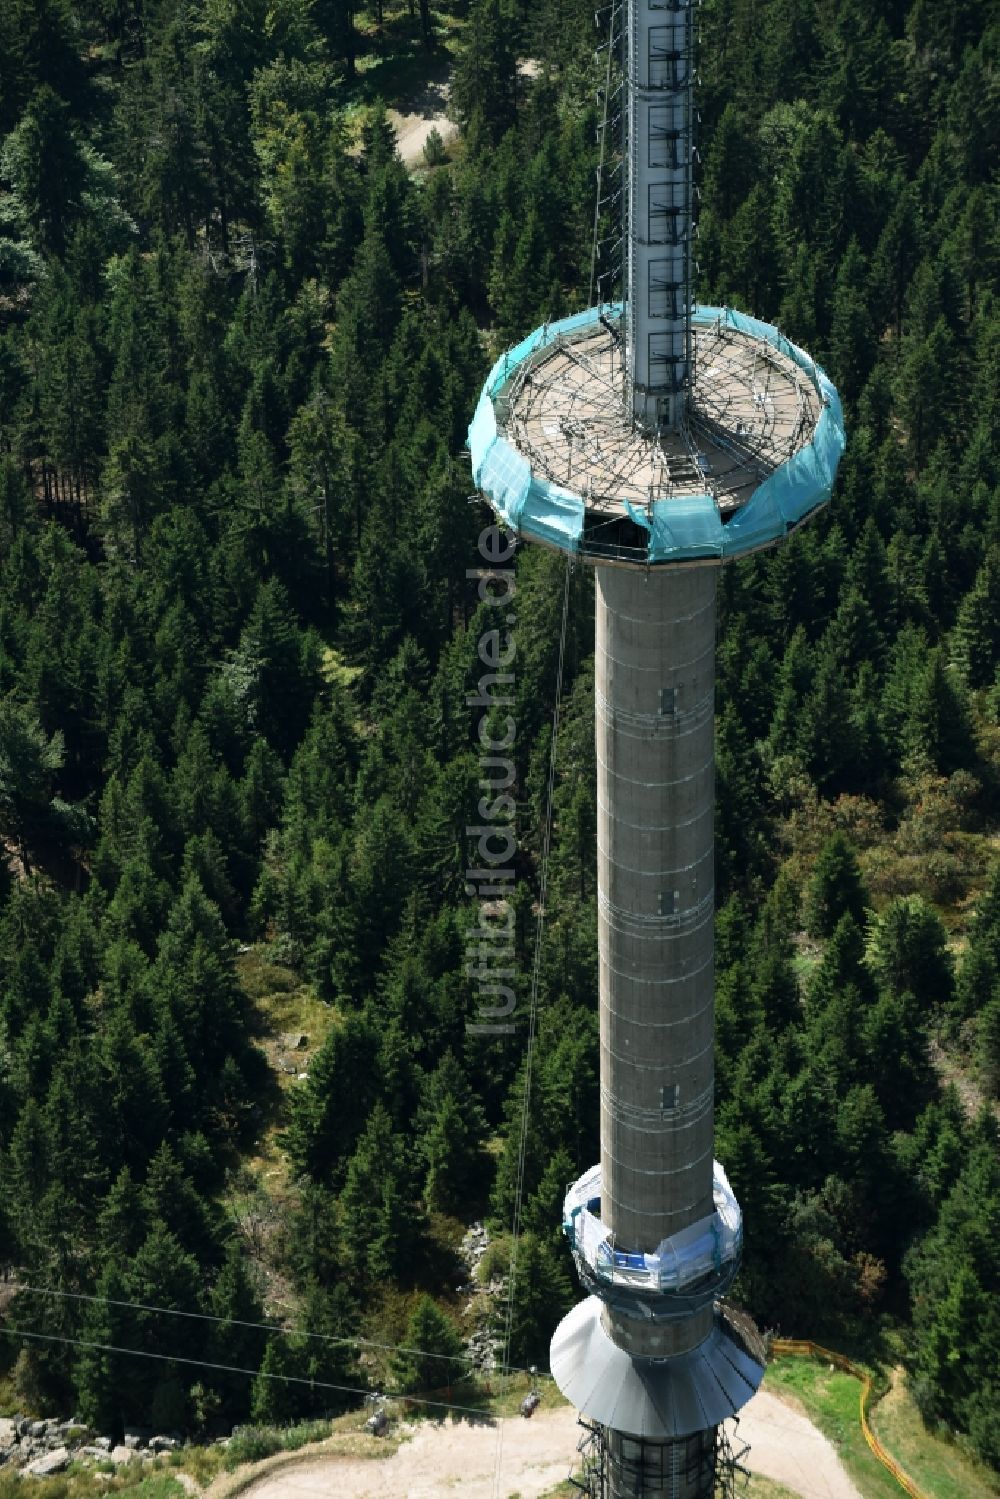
[769,1339,926,1499]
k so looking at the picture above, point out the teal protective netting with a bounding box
[470,383,587,546]
[467,303,846,565]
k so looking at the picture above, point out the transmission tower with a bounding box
[468,0,846,1493]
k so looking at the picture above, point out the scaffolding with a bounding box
[563,1161,743,1307]
[591,1,626,312]
[467,302,845,565]
[568,1416,751,1499]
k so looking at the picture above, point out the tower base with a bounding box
[571,1416,751,1499]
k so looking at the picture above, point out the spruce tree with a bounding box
[390,1296,465,1393]
[285,1012,382,1186]
[500,1233,573,1370]
[805,834,869,940]
[977,997,1000,1100]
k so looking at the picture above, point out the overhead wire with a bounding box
[0,1321,838,1499]
[11,1282,551,1380]
[490,556,573,1499]
[0,1324,495,1422]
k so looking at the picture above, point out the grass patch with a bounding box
[764,1355,905,1499]
[870,1370,1000,1499]
[236,949,337,1041]
[117,1478,187,1499]
[765,1353,1000,1499]
[263,988,338,1055]
[235,947,339,1088]
[475,1235,511,1286]
[748,1479,803,1499]
[177,1444,229,1488]
[225,946,342,1250]
[0,1467,188,1499]
[236,949,300,1004]
[224,1420,333,1470]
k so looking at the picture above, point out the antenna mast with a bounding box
[624,0,694,432]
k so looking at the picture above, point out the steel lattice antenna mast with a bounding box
[625,0,693,432]
[468,0,846,1492]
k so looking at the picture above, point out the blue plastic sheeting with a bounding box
[650,496,725,560]
[479,432,532,531]
[625,495,726,560]
[467,303,846,565]
[520,476,585,549]
[697,305,847,552]
[471,314,590,551]
[468,390,498,488]
[722,480,786,553]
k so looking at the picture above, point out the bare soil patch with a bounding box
[234,1391,862,1499]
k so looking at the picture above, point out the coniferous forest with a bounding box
[0,0,998,1473]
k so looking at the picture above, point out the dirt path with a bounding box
[735,1389,862,1499]
[388,76,456,168]
[237,1389,862,1499]
[236,1412,571,1499]
[389,58,541,167]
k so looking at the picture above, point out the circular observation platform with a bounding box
[468,304,846,568]
[561,1161,742,1323]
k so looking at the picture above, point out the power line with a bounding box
[0,1322,838,1499]
[13,1283,551,1380]
[0,1325,579,1499]
[492,556,573,1499]
[0,1324,501,1423]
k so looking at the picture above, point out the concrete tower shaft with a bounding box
[597,565,715,1261]
[625,0,694,431]
[589,566,721,1497]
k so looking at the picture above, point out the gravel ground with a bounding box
[236,1389,862,1499]
[734,1388,863,1499]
